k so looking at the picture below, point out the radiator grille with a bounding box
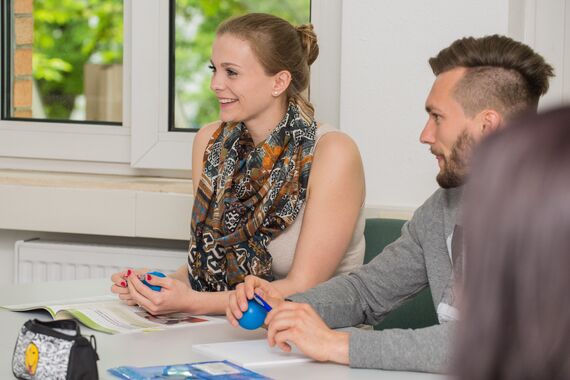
[15,239,187,284]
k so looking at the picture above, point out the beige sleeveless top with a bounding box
[268,124,366,279]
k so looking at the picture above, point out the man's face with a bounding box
[420,68,480,188]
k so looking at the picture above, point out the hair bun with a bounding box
[296,24,319,66]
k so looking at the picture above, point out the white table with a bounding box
[0,279,445,379]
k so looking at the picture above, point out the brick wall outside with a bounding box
[12,0,34,118]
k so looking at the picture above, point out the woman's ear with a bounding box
[479,109,503,136]
[272,70,292,97]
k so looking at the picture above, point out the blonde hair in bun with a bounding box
[296,24,319,66]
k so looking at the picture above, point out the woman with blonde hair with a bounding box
[111,13,365,315]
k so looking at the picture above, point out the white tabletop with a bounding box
[0,279,445,380]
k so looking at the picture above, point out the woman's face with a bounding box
[209,33,279,125]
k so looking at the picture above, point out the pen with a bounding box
[253,294,272,312]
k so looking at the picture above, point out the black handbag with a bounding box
[12,319,99,380]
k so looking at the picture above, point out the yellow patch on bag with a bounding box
[25,342,39,375]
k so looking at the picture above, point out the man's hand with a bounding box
[226,275,284,327]
[265,302,350,364]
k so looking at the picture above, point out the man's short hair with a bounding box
[429,35,554,118]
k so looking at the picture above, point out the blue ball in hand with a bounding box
[238,299,268,330]
[142,271,166,291]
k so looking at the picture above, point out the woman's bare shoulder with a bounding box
[195,121,223,144]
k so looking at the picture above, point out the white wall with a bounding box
[339,0,570,211]
[339,0,510,211]
[510,0,570,109]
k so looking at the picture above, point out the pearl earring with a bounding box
[272,91,279,96]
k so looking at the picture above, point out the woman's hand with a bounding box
[110,268,149,306]
[226,275,285,327]
[265,301,350,364]
[124,271,196,315]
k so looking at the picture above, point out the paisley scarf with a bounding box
[188,103,317,291]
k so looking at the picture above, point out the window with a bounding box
[0,0,129,164]
[1,0,341,171]
[2,0,124,124]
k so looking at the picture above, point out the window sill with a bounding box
[0,170,193,240]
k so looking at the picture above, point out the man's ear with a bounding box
[272,70,292,97]
[479,109,502,135]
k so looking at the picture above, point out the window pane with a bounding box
[172,0,311,130]
[6,0,123,123]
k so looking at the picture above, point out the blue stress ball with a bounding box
[238,299,268,330]
[142,271,166,291]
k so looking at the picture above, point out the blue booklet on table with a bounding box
[108,360,270,379]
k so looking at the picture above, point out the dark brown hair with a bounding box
[455,106,570,380]
[217,13,319,120]
[429,35,554,118]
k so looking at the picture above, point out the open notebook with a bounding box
[2,295,223,334]
[193,339,312,368]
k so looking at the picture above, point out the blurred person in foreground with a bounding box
[455,106,570,380]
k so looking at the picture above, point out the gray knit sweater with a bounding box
[289,187,462,373]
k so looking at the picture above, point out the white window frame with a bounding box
[0,0,342,171]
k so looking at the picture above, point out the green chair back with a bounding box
[364,218,439,330]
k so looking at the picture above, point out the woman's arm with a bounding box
[270,131,365,296]
[127,126,365,315]
[186,130,365,313]
[125,270,232,315]
[112,121,224,314]
[169,264,190,285]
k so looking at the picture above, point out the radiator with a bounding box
[14,239,187,284]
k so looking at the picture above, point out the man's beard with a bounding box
[436,130,475,189]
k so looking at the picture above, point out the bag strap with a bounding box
[89,335,98,353]
[25,319,81,340]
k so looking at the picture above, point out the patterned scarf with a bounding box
[188,103,317,291]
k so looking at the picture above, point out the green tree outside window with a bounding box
[33,0,123,120]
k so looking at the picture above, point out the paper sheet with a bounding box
[193,339,312,368]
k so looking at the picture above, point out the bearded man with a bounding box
[227,34,554,373]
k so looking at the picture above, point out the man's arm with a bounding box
[348,323,454,372]
[229,192,452,372]
[264,294,453,372]
[288,198,453,372]
[289,212,430,328]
